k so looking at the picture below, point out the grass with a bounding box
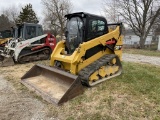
[123,48,160,57]
[0,61,160,119]
[46,62,160,120]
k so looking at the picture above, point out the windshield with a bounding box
[25,26,36,39]
[66,17,83,53]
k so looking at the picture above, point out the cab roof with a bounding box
[65,12,106,20]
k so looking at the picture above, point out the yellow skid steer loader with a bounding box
[21,12,123,105]
[0,30,12,50]
[0,30,12,61]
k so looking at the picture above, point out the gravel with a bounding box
[122,53,160,66]
[0,76,56,120]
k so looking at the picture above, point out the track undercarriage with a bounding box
[18,48,51,63]
[0,47,51,66]
[79,54,122,86]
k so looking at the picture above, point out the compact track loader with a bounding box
[0,23,56,66]
[21,12,123,105]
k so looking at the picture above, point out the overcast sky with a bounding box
[0,0,104,23]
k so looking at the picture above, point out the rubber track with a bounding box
[78,54,122,86]
[18,47,50,63]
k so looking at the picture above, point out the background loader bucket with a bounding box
[21,64,84,105]
[0,57,14,67]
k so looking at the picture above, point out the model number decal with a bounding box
[19,42,30,48]
[48,38,54,41]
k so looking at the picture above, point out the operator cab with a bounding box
[65,12,108,54]
[13,23,44,40]
[0,30,12,39]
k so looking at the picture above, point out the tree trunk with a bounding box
[139,35,147,49]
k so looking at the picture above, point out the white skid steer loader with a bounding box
[0,23,56,67]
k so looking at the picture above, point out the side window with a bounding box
[91,20,97,32]
[97,20,105,32]
[87,19,106,40]
[25,26,36,39]
[38,27,43,36]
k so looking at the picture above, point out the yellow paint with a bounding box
[89,65,119,83]
[0,38,12,45]
[89,71,99,81]
[50,26,123,75]
[99,66,107,77]
[111,58,116,64]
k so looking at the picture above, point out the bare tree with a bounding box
[1,5,20,25]
[103,0,160,48]
[0,14,12,31]
[42,10,60,37]
[103,0,120,23]
[42,0,72,38]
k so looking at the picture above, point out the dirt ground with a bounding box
[0,61,59,120]
[0,76,48,120]
[0,54,159,120]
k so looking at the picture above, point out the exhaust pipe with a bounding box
[21,64,84,105]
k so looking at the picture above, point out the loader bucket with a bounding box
[0,56,14,67]
[21,64,84,105]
